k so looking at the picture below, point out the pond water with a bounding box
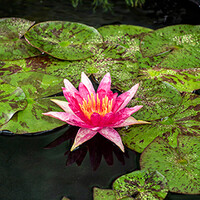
[0,0,200,200]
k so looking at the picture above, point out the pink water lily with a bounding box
[43,72,149,152]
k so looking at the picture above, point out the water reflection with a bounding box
[45,125,129,170]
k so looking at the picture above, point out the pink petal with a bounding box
[97,72,111,93]
[98,112,115,127]
[97,89,106,100]
[78,82,90,100]
[99,127,125,152]
[62,87,79,104]
[111,105,143,127]
[81,72,95,95]
[63,79,79,96]
[70,128,97,151]
[113,116,150,128]
[42,112,89,128]
[113,83,139,112]
[50,99,74,114]
[62,90,82,112]
[90,112,101,126]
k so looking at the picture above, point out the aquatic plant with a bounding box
[43,72,148,152]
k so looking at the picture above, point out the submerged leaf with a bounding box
[25,21,103,60]
[0,17,41,60]
[140,136,200,194]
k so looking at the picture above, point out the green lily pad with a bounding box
[140,25,200,69]
[0,79,27,125]
[113,169,168,199]
[120,93,200,153]
[0,42,139,91]
[140,136,200,194]
[139,68,200,92]
[129,79,182,121]
[93,187,133,200]
[93,187,117,200]
[0,72,66,134]
[25,21,103,60]
[0,17,41,61]
[97,25,152,61]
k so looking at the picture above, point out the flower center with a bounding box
[79,93,113,119]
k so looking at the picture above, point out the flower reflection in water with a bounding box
[45,125,130,170]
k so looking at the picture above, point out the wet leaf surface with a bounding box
[0,42,139,91]
[139,68,200,92]
[0,72,66,134]
[93,187,117,200]
[97,24,152,61]
[129,79,182,121]
[140,25,200,69]
[140,135,200,194]
[0,79,27,125]
[0,18,41,60]
[120,93,200,153]
[25,21,103,60]
[113,169,168,200]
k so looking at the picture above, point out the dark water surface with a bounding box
[0,126,137,200]
[0,0,200,200]
[0,0,200,28]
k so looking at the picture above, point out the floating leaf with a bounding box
[113,169,168,199]
[0,72,66,134]
[93,187,117,200]
[93,187,133,200]
[0,79,27,125]
[0,42,139,91]
[97,25,152,61]
[140,25,200,69]
[0,17,41,60]
[140,136,200,194]
[139,68,200,92]
[120,93,200,153]
[129,79,182,121]
[25,21,103,60]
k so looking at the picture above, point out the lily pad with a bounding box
[0,42,139,91]
[93,187,133,200]
[139,68,200,92]
[140,136,200,194]
[140,25,200,69]
[120,93,200,153]
[0,79,27,125]
[0,17,41,60]
[93,187,117,200]
[97,25,152,61]
[0,72,66,134]
[128,79,182,121]
[25,21,103,60]
[113,169,168,199]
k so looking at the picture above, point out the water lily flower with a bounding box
[43,72,149,152]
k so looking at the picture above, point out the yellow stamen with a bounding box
[79,92,113,119]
